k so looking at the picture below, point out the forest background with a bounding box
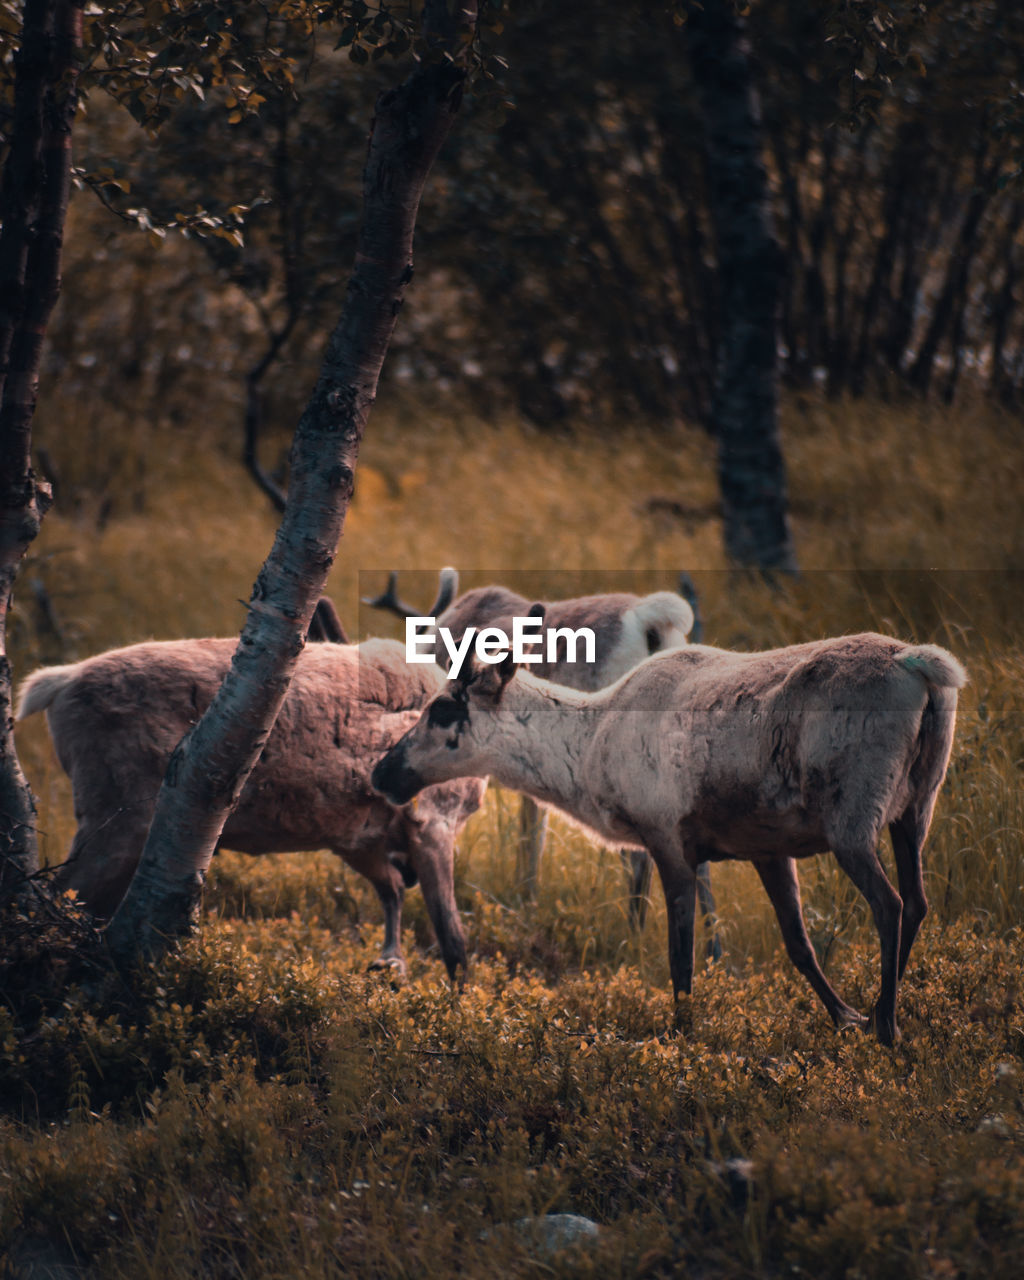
[1,0,1024,1276]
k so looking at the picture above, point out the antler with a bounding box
[361,571,421,620]
[428,566,459,616]
[363,567,459,620]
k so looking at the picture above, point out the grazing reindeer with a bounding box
[364,568,716,947]
[371,631,967,1044]
[16,638,484,980]
[365,568,694,690]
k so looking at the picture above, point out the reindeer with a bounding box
[371,631,967,1044]
[364,568,717,950]
[16,637,484,981]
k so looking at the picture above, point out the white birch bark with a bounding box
[106,1,477,964]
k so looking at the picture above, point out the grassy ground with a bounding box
[2,391,1023,1276]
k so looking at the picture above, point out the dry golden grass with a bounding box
[16,389,1024,957]
[3,389,1023,1277]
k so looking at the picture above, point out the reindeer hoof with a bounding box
[834,1006,870,1032]
[867,1005,900,1046]
[368,955,407,983]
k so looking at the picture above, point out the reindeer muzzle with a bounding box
[371,746,423,807]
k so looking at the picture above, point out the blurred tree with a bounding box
[17,1,1022,474]
[0,0,79,898]
[39,2,1020,549]
[0,0,317,902]
[761,0,1024,403]
[684,0,796,571]
[472,0,1024,412]
[105,0,482,964]
[0,0,493,914]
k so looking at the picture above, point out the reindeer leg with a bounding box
[517,796,547,902]
[830,843,903,1045]
[754,857,867,1030]
[644,839,699,1028]
[55,812,152,921]
[696,863,722,963]
[889,813,928,982]
[364,863,407,978]
[621,848,653,930]
[407,828,469,987]
[620,853,719,963]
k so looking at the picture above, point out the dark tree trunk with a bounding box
[824,127,872,398]
[0,0,82,900]
[684,0,796,572]
[243,330,293,514]
[990,201,1024,404]
[803,133,835,376]
[769,124,805,386]
[243,96,305,513]
[849,130,917,395]
[885,162,937,378]
[909,135,997,395]
[106,1,476,966]
[656,109,718,417]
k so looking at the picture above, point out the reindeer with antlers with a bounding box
[364,567,718,953]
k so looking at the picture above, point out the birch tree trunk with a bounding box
[685,0,797,573]
[0,0,82,901]
[106,1,477,966]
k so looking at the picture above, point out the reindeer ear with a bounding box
[452,653,480,694]
[497,649,517,690]
[472,651,519,702]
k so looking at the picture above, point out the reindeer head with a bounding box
[371,652,518,805]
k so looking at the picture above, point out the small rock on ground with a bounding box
[509,1213,601,1258]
